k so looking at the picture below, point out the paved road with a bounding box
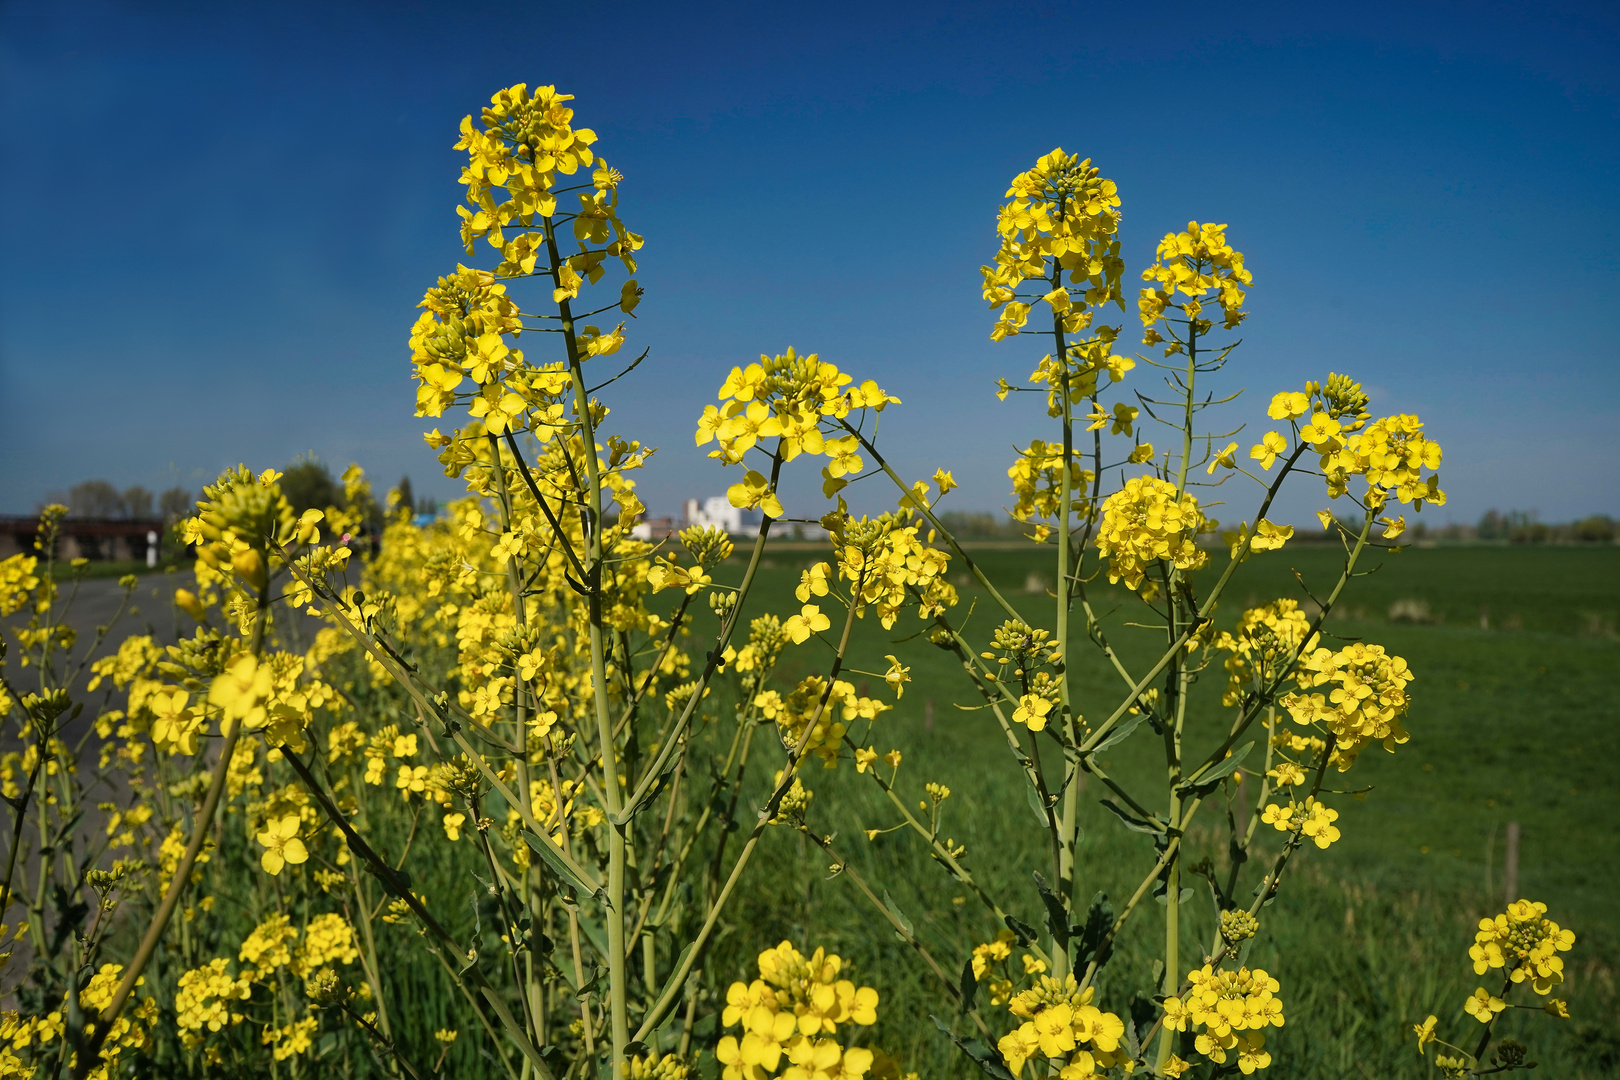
[3,568,336,701]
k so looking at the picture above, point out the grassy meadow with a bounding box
[56,542,1614,1077]
[690,541,1619,1079]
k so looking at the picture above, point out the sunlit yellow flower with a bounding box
[256,816,308,876]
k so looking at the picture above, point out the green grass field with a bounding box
[694,541,1620,1079]
[109,541,1612,1077]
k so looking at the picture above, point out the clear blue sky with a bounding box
[2,1,1616,527]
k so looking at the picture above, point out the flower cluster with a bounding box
[1281,642,1413,769]
[1138,222,1252,347]
[624,1052,693,1080]
[1214,600,1319,707]
[0,965,155,1079]
[1329,414,1445,508]
[174,959,253,1042]
[980,149,1123,342]
[1008,440,1094,526]
[1094,476,1210,590]
[812,512,956,630]
[1470,900,1576,995]
[755,677,888,767]
[1260,795,1341,849]
[698,349,900,519]
[455,83,642,283]
[647,525,734,595]
[1162,965,1285,1073]
[996,974,1127,1077]
[1414,900,1575,1072]
[0,554,39,617]
[718,942,879,1080]
[1259,378,1445,512]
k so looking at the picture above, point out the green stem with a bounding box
[632,587,864,1042]
[78,578,271,1074]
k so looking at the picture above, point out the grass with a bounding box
[47,555,190,580]
[690,540,1619,1078]
[95,541,1614,1077]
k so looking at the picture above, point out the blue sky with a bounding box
[2,1,1616,527]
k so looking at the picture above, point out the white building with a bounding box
[683,496,761,536]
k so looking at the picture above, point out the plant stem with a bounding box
[78,580,271,1074]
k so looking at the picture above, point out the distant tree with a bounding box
[935,510,1021,540]
[123,485,155,519]
[69,479,125,518]
[1574,515,1616,543]
[1477,509,1506,541]
[395,475,416,516]
[159,486,195,521]
[1505,510,1548,544]
[280,458,341,515]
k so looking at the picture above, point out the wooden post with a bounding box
[1503,822,1521,904]
[1485,823,1497,902]
[924,698,934,733]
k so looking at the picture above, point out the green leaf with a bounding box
[1004,914,1039,947]
[1031,872,1070,951]
[1072,891,1115,974]
[882,890,915,939]
[524,830,603,900]
[959,956,978,1016]
[1181,741,1255,797]
[931,1016,1016,1080]
[1025,780,1049,827]
[1090,712,1146,753]
[1099,799,1164,834]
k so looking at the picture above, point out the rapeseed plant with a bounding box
[0,83,1575,1080]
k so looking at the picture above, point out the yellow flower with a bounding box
[1299,412,1343,448]
[998,1023,1042,1075]
[208,656,273,733]
[727,470,784,519]
[1249,431,1288,469]
[1235,1031,1271,1074]
[1094,476,1209,590]
[1413,1014,1438,1055]
[397,764,429,797]
[882,655,910,698]
[150,689,204,755]
[1301,799,1340,848]
[443,812,466,841]
[1207,441,1238,474]
[1267,762,1306,787]
[1013,694,1054,732]
[256,816,308,876]
[1468,899,1575,994]
[1463,987,1506,1023]
[1267,391,1309,420]
[783,604,831,645]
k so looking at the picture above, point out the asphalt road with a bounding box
[3,568,336,701]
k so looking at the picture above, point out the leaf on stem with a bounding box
[1180,741,1255,799]
[931,1016,1016,1080]
[1099,799,1164,834]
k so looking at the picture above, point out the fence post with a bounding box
[1503,821,1521,903]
